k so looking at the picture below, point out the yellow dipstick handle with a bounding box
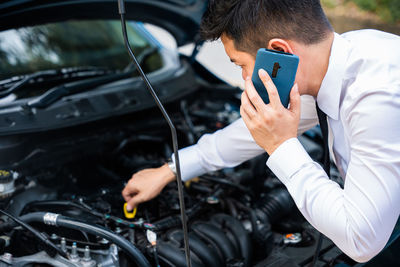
[124,203,137,219]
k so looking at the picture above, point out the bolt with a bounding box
[70,242,78,259]
[110,244,118,255]
[99,238,109,244]
[83,246,91,261]
[110,244,119,262]
[61,238,67,253]
[50,233,58,240]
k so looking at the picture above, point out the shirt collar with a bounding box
[317,32,351,120]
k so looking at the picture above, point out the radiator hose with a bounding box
[1,212,150,267]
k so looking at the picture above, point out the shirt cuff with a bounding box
[171,145,207,182]
[266,138,313,185]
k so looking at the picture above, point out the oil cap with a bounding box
[283,233,302,245]
[282,231,315,247]
[0,170,12,184]
[0,170,16,199]
[123,203,137,219]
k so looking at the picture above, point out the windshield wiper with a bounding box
[21,47,160,109]
[26,71,135,109]
[0,66,115,97]
[0,46,157,99]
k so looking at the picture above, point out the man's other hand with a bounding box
[122,164,176,211]
[240,69,301,155]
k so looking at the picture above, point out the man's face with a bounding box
[221,34,256,81]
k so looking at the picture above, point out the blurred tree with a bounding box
[350,0,400,22]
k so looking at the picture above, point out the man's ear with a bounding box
[267,38,294,54]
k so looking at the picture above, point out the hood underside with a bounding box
[0,0,207,46]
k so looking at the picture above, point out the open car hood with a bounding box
[0,0,207,46]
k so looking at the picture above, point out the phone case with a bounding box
[251,48,299,108]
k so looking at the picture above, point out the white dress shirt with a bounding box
[175,30,400,262]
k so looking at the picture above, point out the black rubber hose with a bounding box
[249,209,274,256]
[0,213,38,232]
[0,212,49,233]
[56,216,150,266]
[257,188,295,224]
[0,205,100,233]
[192,222,237,262]
[211,214,252,267]
[0,210,67,258]
[22,200,151,230]
[7,212,150,267]
[23,201,100,216]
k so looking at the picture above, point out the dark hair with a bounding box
[200,0,333,55]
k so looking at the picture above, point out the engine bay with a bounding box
[0,81,353,267]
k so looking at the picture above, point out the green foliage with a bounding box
[353,0,377,11]
[349,0,400,22]
[386,0,400,21]
[321,0,337,8]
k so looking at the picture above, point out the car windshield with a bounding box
[0,20,162,81]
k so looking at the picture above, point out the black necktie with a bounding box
[310,104,331,267]
[316,104,331,177]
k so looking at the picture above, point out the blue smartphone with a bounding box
[251,48,299,108]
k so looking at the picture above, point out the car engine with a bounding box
[0,71,352,267]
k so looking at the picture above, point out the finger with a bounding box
[289,83,301,116]
[240,104,252,128]
[258,69,282,108]
[241,91,258,118]
[122,183,138,202]
[127,195,142,211]
[244,77,266,112]
[122,188,133,202]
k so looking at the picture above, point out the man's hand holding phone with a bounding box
[240,69,301,155]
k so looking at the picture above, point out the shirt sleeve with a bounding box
[267,87,400,262]
[174,95,318,181]
[176,118,265,181]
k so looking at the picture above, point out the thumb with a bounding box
[127,195,143,211]
[289,83,300,115]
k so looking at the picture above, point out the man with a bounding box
[122,0,400,262]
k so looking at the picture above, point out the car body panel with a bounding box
[0,0,207,46]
